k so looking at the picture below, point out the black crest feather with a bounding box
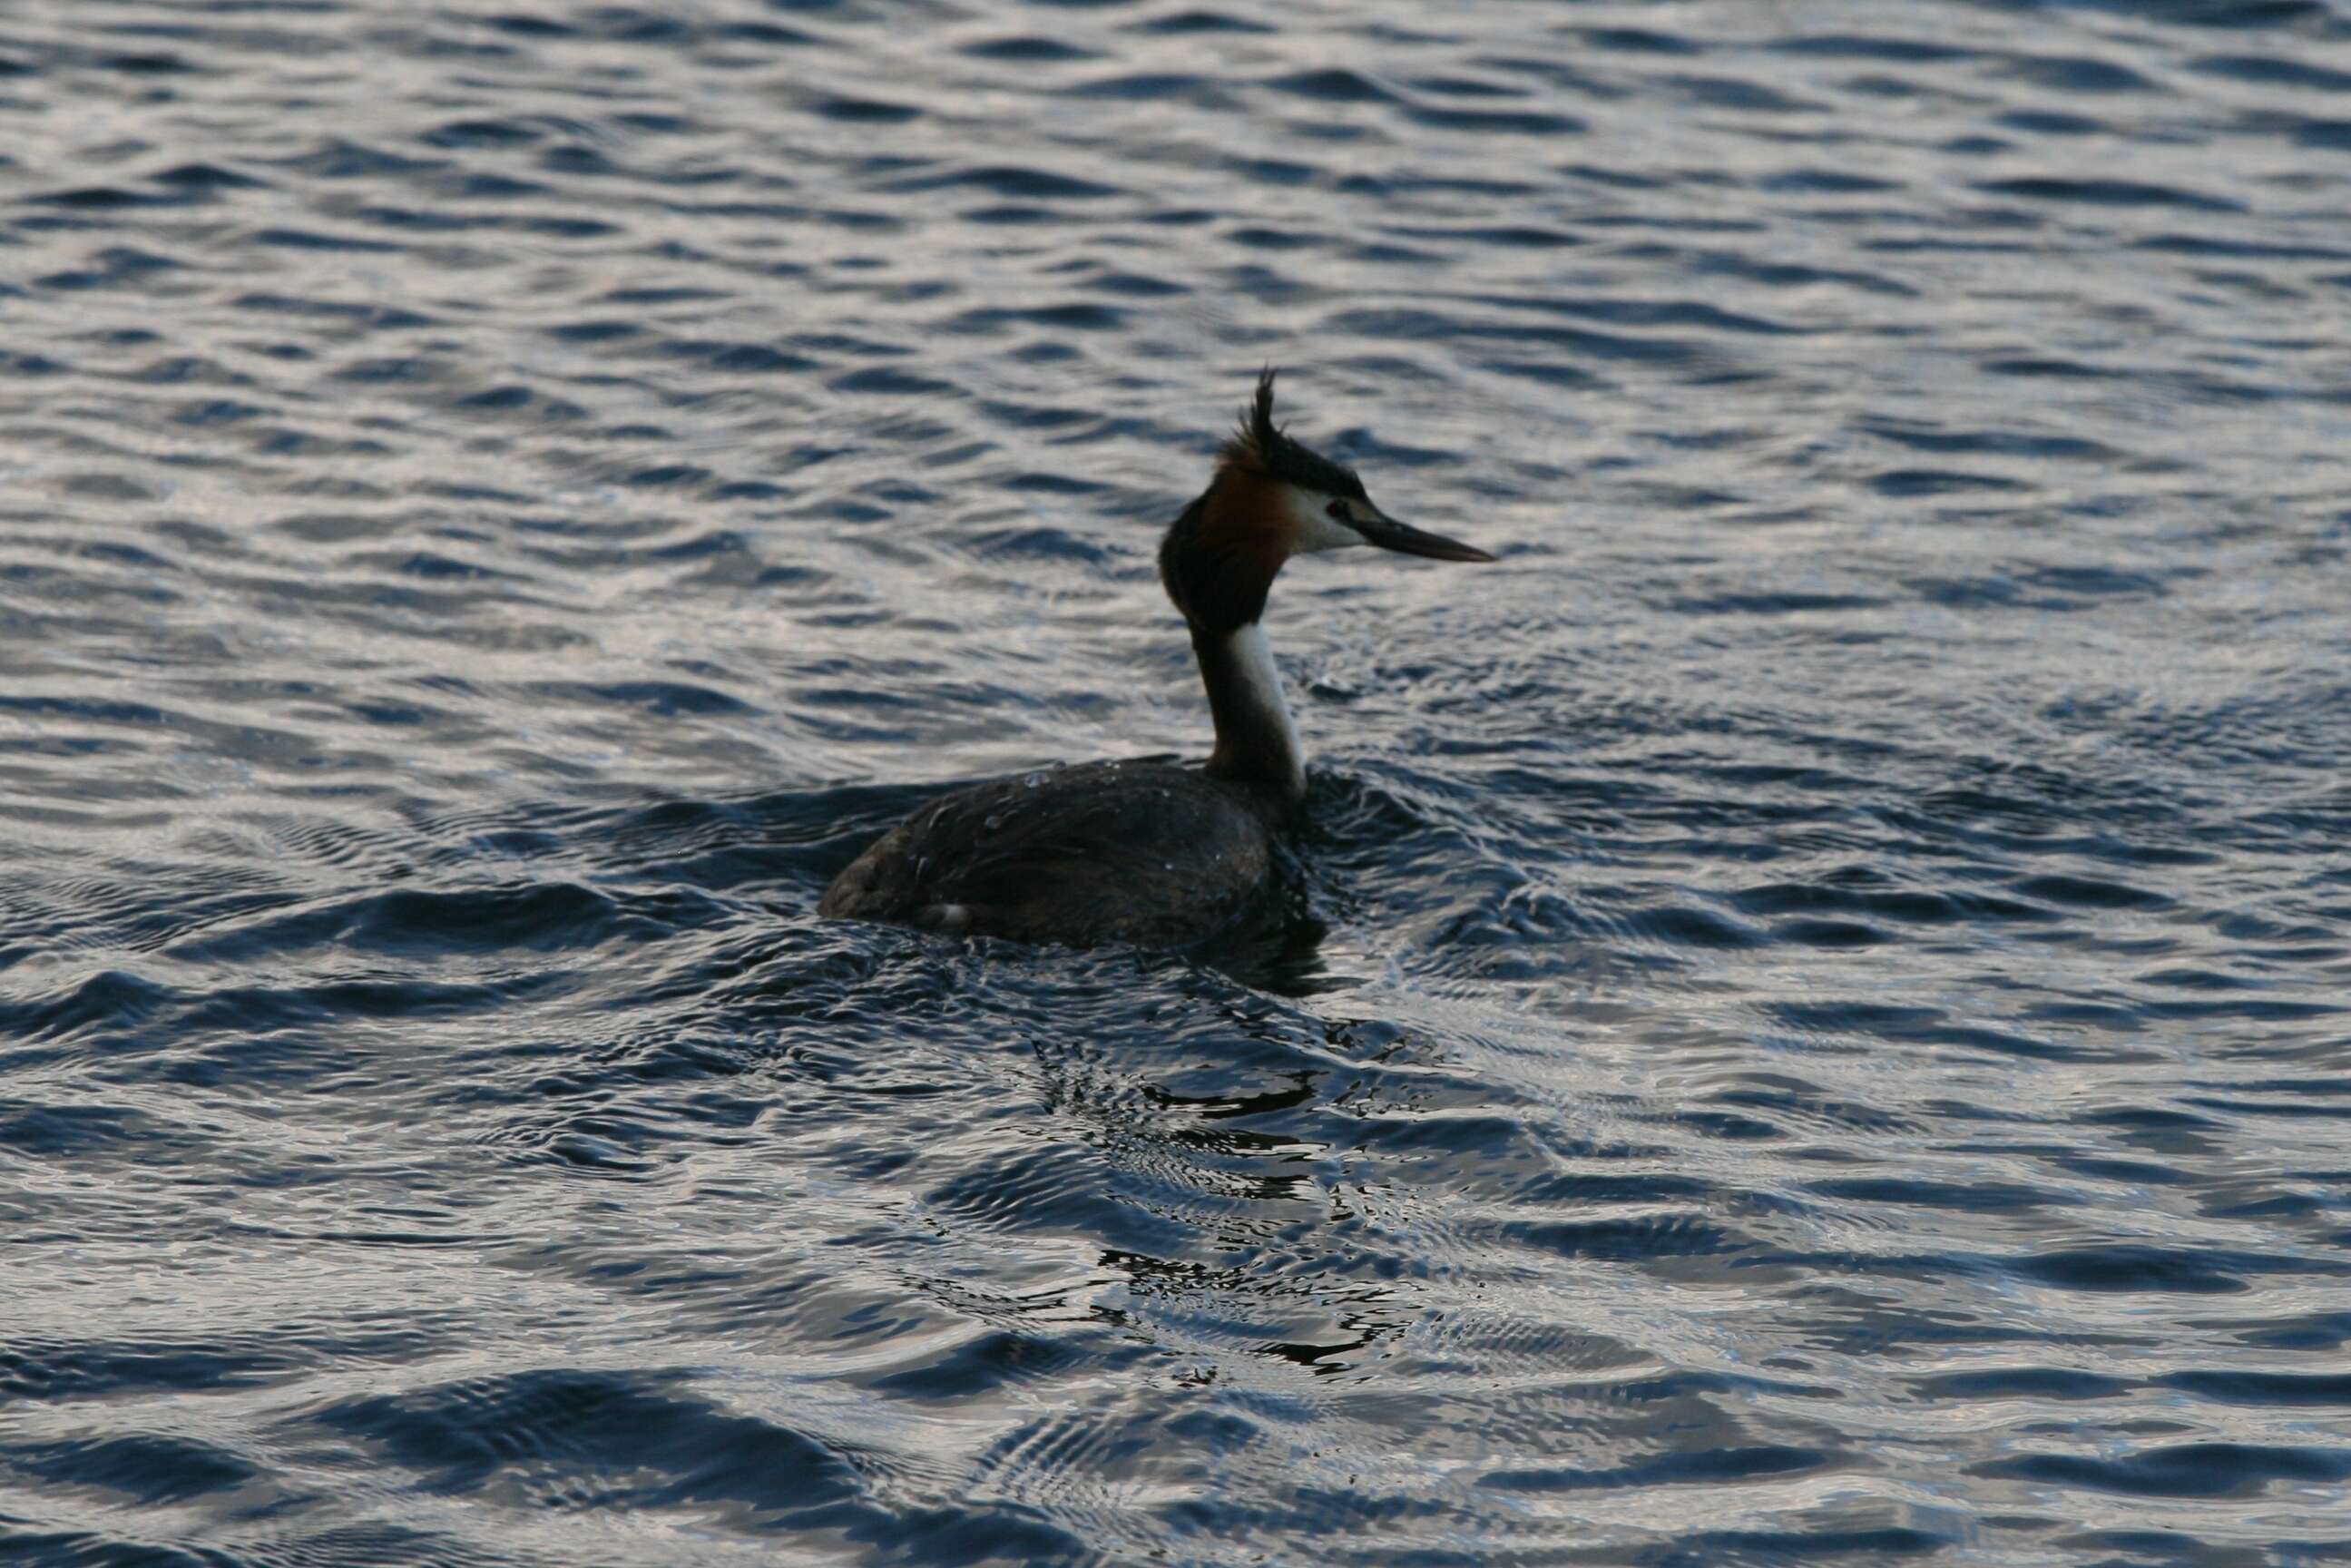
[1246,366,1280,456]
[1226,367,1368,501]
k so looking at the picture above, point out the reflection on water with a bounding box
[4,1,2351,1563]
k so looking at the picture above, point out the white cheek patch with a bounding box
[1283,487,1368,553]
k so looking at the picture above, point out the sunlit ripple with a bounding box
[2,0,2349,1563]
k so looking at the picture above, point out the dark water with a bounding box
[5,1,2351,1563]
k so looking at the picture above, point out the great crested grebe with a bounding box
[821,369,1495,947]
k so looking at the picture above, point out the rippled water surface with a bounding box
[6,1,2351,1563]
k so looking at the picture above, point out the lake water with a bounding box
[5,2,2350,1563]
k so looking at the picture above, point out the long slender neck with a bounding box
[1193,619,1305,800]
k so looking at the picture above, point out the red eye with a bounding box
[1326,499,1347,520]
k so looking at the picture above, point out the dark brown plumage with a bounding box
[819,760,1287,946]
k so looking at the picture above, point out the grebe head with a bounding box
[1154,370,1497,796]
[1160,368,1495,638]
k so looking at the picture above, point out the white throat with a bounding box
[1212,622,1305,797]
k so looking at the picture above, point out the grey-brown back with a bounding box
[819,760,1291,947]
